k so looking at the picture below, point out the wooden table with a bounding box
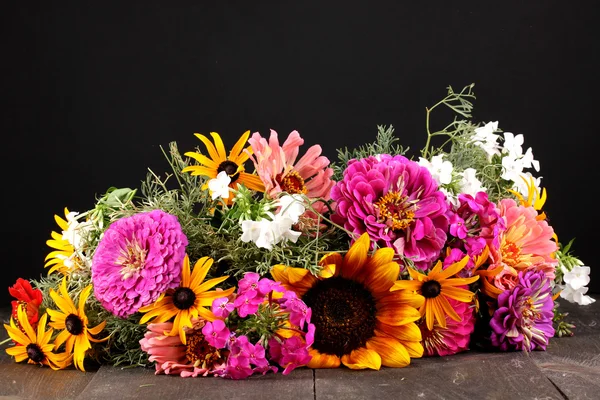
[1,297,598,400]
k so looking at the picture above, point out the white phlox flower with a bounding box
[471,121,501,160]
[418,155,453,185]
[277,194,306,223]
[458,168,486,197]
[560,265,596,305]
[208,171,232,200]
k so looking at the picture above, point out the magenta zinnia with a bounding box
[331,155,449,270]
[92,209,188,318]
[490,270,555,351]
[419,296,476,357]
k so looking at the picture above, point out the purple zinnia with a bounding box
[331,154,448,270]
[92,209,188,318]
[490,270,555,351]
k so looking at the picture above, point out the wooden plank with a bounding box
[531,296,600,400]
[0,307,95,399]
[75,365,315,400]
[315,351,564,400]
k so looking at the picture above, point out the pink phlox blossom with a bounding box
[233,290,262,318]
[212,297,235,319]
[202,320,230,349]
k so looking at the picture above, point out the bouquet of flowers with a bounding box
[3,84,594,378]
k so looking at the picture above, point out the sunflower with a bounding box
[46,278,108,371]
[391,256,479,331]
[4,305,72,370]
[44,208,89,276]
[271,233,424,370]
[139,255,236,344]
[182,131,265,194]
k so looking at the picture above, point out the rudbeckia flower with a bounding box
[271,233,424,370]
[139,255,235,344]
[182,131,265,195]
[46,278,108,371]
[4,305,72,370]
[391,256,479,331]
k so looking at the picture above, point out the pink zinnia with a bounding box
[140,320,226,377]
[488,199,557,281]
[246,130,334,202]
[331,155,449,270]
[92,209,188,318]
[420,296,476,357]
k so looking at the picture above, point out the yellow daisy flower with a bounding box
[272,233,425,370]
[391,256,479,331]
[4,305,72,370]
[139,255,236,344]
[182,131,265,194]
[46,278,108,371]
[44,208,88,276]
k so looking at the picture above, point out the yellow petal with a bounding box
[402,339,424,358]
[425,300,435,331]
[376,305,422,326]
[376,322,422,342]
[195,275,230,294]
[181,165,217,178]
[440,286,476,303]
[209,132,227,160]
[194,133,222,163]
[431,297,447,329]
[378,291,425,309]
[183,151,219,169]
[366,335,410,368]
[17,306,37,343]
[181,254,191,287]
[189,257,214,289]
[229,130,251,161]
[435,256,470,281]
[341,347,381,370]
[306,348,341,369]
[341,233,370,281]
[237,173,266,192]
[390,279,422,292]
[438,294,462,323]
[364,261,400,294]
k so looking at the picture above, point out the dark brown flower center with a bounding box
[422,280,442,298]
[277,171,307,194]
[302,276,376,357]
[217,161,241,183]
[26,343,45,363]
[173,288,196,310]
[65,314,84,335]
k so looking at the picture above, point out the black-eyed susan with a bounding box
[4,305,72,370]
[271,233,425,370]
[182,131,265,194]
[46,278,108,371]
[139,255,236,344]
[44,208,90,276]
[391,256,479,331]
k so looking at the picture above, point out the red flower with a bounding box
[9,278,43,331]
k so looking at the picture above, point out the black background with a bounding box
[2,1,598,306]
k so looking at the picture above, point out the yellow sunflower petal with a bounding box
[189,257,214,289]
[319,252,342,277]
[435,255,470,281]
[378,290,425,309]
[209,132,227,160]
[341,347,381,370]
[366,335,411,368]
[271,265,318,296]
[237,173,266,192]
[229,130,251,162]
[440,286,476,303]
[364,261,400,295]
[306,348,341,369]
[341,233,370,281]
[402,339,424,358]
[376,322,422,342]
[194,133,222,163]
[376,304,422,326]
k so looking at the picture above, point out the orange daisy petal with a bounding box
[366,335,410,368]
[341,233,370,281]
[341,347,381,370]
[306,348,341,369]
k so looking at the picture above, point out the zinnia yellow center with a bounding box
[278,171,307,195]
[374,191,416,230]
[217,161,241,183]
[302,277,376,357]
[501,241,521,267]
[117,240,147,280]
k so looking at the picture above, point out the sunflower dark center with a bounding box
[217,160,241,183]
[26,343,45,363]
[173,287,196,310]
[302,276,377,357]
[65,314,84,335]
[422,280,442,298]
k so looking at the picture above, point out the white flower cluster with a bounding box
[60,211,94,271]
[560,265,596,305]
[472,121,542,201]
[418,155,485,205]
[240,195,306,250]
